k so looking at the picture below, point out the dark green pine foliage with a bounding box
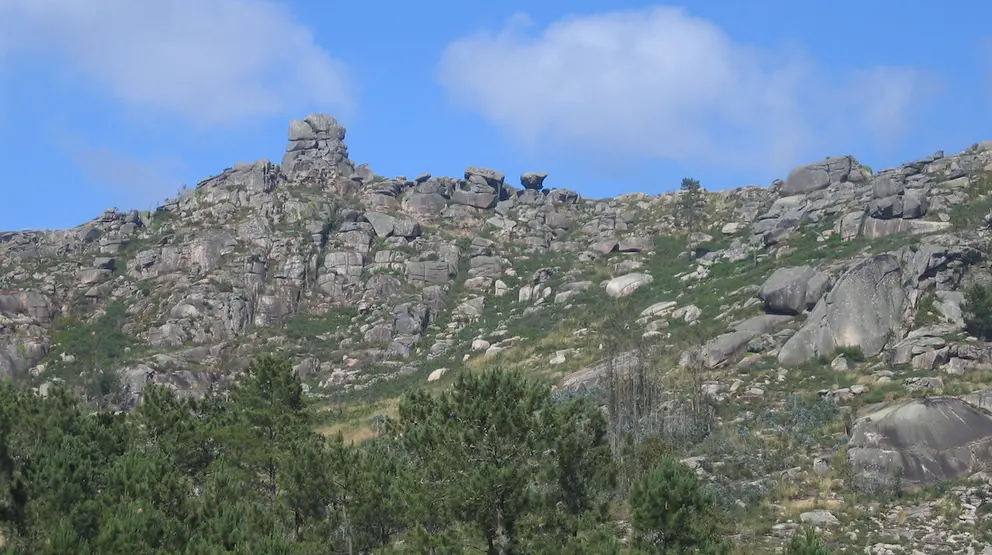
[537,393,616,544]
[393,367,615,555]
[342,437,410,552]
[134,384,218,486]
[224,355,311,503]
[396,368,550,555]
[211,354,326,548]
[0,356,731,553]
[678,177,706,248]
[0,385,132,554]
[90,449,192,554]
[629,455,730,555]
[964,283,992,340]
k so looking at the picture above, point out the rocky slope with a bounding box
[6,113,992,551]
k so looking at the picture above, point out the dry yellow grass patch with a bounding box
[460,326,600,379]
[816,477,842,498]
[315,398,400,445]
[463,354,493,370]
[317,423,379,444]
[773,480,801,502]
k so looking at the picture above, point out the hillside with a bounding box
[5,113,992,552]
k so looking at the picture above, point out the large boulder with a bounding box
[731,314,794,335]
[197,159,278,194]
[605,273,653,298]
[559,351,640,392]
[780,156,866,196]
[847,397,992,487]
[861,218,950,240]
[0,338,46,379]
[701,331,758,369]
[758,266,829,315]
[868,195,903,220]
[520,172,548,190]
[403,192,447,215]
[449,166,505,209]
[362,212,397,237]
[871,174,905,199]
[451,180,499,209]
[778,254,906,365]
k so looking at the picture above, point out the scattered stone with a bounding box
[472,339,491,351]
[831,354,850,372]
[800,510,840,527]
[605,273,653,298]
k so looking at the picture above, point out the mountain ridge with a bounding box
[1,113,991,395]
[7,113,992,550]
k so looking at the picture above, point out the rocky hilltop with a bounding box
[6,114,992,551]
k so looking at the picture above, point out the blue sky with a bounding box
[1,0,991,231]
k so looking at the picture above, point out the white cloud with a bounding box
[0,0,354,128]
[438,7,934,174]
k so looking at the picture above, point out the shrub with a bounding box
[835,346,866,363]
[964,283,992,340]
[784,526,832,555]
[49,301,137,377]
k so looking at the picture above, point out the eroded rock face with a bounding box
[779,254,906,365]
[0,291,54,324]
[847,397,992,487]
[0,338,46,379]
[3,111,992,414]
[732,314,793,335]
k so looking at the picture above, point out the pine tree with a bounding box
[278,435,337,543]
[544,393,615,525]
[629,455,729,554]
[343,437,410,551]
[134,384,216,486]
[393,368,613,555]
[396,369,547,555]
[678,177,706,250]
[93,449,192,554]
[225,355,311,504]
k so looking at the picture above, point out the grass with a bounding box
[949,170,992,230]
[315,397,400,444]
[914,292,941,327]
[37,300,145,404]
[280,307,358,342]
[367,214,951,422]
[149,206,177,231]
[44,301,138,374]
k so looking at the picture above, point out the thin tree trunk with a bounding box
[341,503,353,555]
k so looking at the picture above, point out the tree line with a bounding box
[0,355,830,554]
